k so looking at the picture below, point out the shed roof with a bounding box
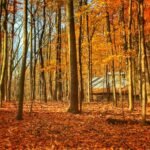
[92,74,128,89]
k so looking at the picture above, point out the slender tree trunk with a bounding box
[57,9,62,101]
[106,11,117,106]
[29,2,34,114]
[119,0,127,51]
[65,44,69,101]
[119,0,127,102]
[48,21,53,100]
[32,16,37,101]
[78,0,84,112]
[7,1,16,101]
[85,0,92,102]
[16,0,28,120]
[0,0,8,105]
[139,0,147,122]
[38,0,47,102]
[30,3,33,99]
[119,60,123,102]
[128,0,134,111]
[54,7,62,101]
[138,1,142,102]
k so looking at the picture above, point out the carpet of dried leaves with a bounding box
[0,101,150,149]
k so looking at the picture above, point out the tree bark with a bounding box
[139,0,147,122]
[128,0,134,111]
[78,0,84,112]
[67,0,79,113]
[106,10,117,106]
[54,7,62,101]
[7,0,16,101]
[0,0,8,105]
[16,0,28,120]
[85,0,92,103]
[38,0,47,102]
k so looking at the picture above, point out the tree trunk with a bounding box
[16,0,28,120]
[7,0,16,101]
[106,10,117,106]
[38,0,47,102]
[128,0,134,111]
[55,7,62,101]
[48,21,53,100]
[85,0,92,103]
[0,0,8,106]
[139,0,147,122]
[119,1,127,51]
[78,0,84,112]
[66,0,79,113]
[32,15,37,101]
[138,1,142,102]
[29,2,34,114]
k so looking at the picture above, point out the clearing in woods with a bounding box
[0,101,150,149]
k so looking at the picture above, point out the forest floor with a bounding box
[0,100,150,150]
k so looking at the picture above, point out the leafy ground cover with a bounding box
[0,101,150,149]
